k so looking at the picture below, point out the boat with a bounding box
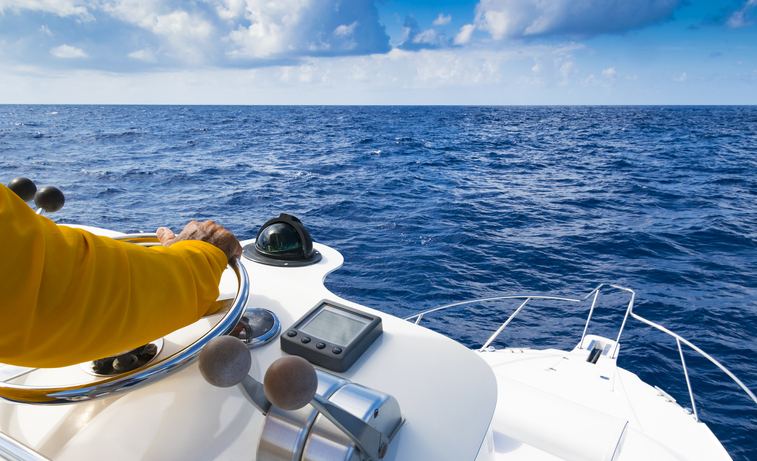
[1,186,756,461]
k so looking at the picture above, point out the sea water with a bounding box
[2,105,756,460]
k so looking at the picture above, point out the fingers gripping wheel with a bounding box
[0,234,250,405]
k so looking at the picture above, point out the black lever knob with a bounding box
[34,186,65,213]
[7,177,37,203]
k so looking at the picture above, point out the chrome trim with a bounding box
[258,371,349,461]
[303,382,403,461]
[241,308,281,349]
[0,432,51,461]
[0,235,250,404]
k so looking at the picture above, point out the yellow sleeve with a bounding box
[0,184,229,368]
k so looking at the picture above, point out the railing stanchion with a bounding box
[579,289,600,349]
[678,338,699,422]
[480,298,531,351]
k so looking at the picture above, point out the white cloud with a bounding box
[226,16,290,58]
[243,44,584,93]
[150,11,213,40]
[473,0,682,39]
[214,0,247,21]
[0,41,610,104]
[128,48,157,62]
[297,64,315,83]
[557,60,574,85]
[224,0,389,59]
[583,68,616,87]
[433,13,451,26]
[672,72,686,82]
[727,0,757,28]
[0,0,94,20]
[399,14,446,50]
[3,0,390,66]
[351,63,368,81]
[334,21,359,37]
[103,2,213,41]
[40,25,53,36]
[454,24,475,45]
[96,0,216,63]
[50,44,87,58]
[387,48,500,87]
[413,29,439,44]
[279,62,320,83]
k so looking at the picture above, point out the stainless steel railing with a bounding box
[405,284,757,423]
[0,432,51,461]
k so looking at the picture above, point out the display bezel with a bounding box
[280,300,383,372]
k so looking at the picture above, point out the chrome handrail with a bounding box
[629,310,757,422]
[0,432,51,461]
[406,284,757,422]
[0,234,250,404]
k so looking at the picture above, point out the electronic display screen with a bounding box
[300,306,368,346]
[281,300,382,372]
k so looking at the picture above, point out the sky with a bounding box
[0,0,755,104]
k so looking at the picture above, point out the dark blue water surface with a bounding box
[2,105,756,460]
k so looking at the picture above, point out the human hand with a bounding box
[157,220,243,263]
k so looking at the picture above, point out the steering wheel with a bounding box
[0,233,250,405]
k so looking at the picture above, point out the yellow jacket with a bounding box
[0,184,228,368]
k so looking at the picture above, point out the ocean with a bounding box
[2,105,756,460]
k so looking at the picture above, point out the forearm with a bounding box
[0,185,227,368]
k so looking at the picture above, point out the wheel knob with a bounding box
[34,186,65,213]
[7,177,37,202]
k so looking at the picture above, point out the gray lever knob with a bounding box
[198,336,251,388]
[263,355,318,411]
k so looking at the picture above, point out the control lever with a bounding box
[199,337,392,461]
[198,335,271,414]
[265,356,391,461]
[7,177,65,214]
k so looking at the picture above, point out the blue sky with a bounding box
[0,0,755,104]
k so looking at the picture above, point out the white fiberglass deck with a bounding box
[476,340,730,461]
